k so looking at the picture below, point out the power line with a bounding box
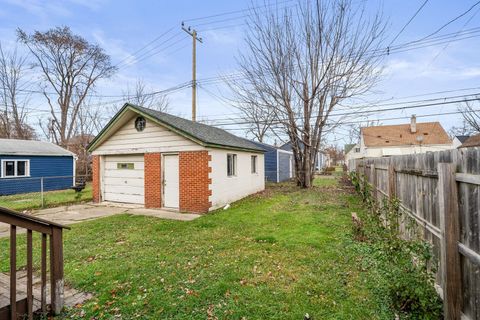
[116,32,187,69]
[388,0,429,47]
[182,0,294,23]
[113,26,176,68]
[193,28,480,87]
[193,85,480,121]
[197,91,480,123]
[200,95,480,127]
[423,5,480,68]
[415,0,480,43]
[217,108,480,134]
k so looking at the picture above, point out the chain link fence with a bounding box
[0,175,92,211]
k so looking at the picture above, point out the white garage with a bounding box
[89,103,265,213]
[102,155,145,204]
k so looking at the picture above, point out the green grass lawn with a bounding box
[0,183,92,211]
[0,178,435,319]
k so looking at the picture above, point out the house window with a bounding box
[227,154,237,176]
[354,148,360,153]
[2,160,30,178]
[117,163,134,169]
[251,155,257,174]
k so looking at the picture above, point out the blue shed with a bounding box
[279,141,325,171]
[0,139,76,195]
[250,141,294,183]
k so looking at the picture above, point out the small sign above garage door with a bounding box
[103,155,145,204]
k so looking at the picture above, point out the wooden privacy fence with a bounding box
[349,147,480,320]
[0,207,68,320]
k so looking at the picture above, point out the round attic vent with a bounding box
[135,116,146,132]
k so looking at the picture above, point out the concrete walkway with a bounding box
[0,203,201,237]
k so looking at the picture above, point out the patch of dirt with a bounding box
[339,174,356,194]
[250,188,275,199]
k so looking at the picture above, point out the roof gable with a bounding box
[344,144,356,154]
[88,103,264,153]
[361,122,452,147]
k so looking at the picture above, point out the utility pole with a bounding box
[181,22,203,122]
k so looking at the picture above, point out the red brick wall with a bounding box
[179,151,212,213]
[144,153,162,208]
[92,155,100,203]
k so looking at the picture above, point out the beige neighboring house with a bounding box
[349,116,453,168]
[344,143,362,165]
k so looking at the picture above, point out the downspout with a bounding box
[72,155,77,186]
[276,150,279,183]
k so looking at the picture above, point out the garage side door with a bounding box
[103,155,145,204]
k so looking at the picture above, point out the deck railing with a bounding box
[0,206,69,319]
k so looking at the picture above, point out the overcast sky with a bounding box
[0,0,479,146]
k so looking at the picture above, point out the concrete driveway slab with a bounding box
[127,208,200,221]
[0,202,201,237]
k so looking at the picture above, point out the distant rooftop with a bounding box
[460,133,480,148]
[344,144,356,154]
[455,135,470,144]
[0,139,74,156]
[361,122,451,147]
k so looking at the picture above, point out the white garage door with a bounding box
[103,155,145,204]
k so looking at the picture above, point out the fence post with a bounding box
[388,161,396,199]
[40,177,44,208]
[50,227,64,315]
[370,163,377,203]
[438,163,462,320]
[362,161,367,194]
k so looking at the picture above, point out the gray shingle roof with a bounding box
[455,135,470,143]
[249,140,277,152]
[131,104,263,152]
[0,139,74,156]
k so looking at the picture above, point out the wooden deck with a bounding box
[0,271,91,314]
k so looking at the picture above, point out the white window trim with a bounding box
[1,159,31,178]
[227,153,237,177]
[251,155,258,174]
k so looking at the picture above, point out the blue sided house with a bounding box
[279,141,325,171]
[250,141,294,183]
[0,139,76,195]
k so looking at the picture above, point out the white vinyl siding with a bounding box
[103,155,145,204]
[93,116,204,155]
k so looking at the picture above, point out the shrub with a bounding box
[349,170,443,319]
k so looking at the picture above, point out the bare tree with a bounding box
[233,0,386,187]
[123,79,169,112]
[458,100,480,134]
[324,145,344,166]
[0,43,37,139]
[17,26,117,147]
[238,100,276,142]
[226,80,277,142]
[448,118,473,137]
[345,120,381,144]
[68,101,102,177]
